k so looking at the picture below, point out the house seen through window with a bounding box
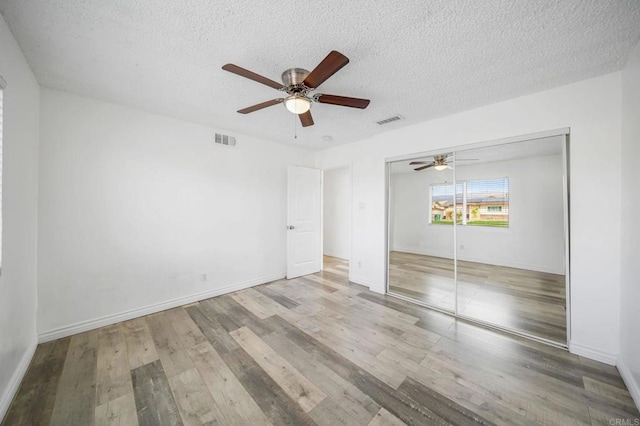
[430,178,509,228]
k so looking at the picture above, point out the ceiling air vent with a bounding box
[214,133,237,147]
[376,115,404,125]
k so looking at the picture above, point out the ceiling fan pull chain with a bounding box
[294,112,298,139]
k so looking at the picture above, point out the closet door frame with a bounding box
[385,128,571,349]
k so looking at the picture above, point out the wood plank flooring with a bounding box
[3,257,637,425]
[389,251,567,343]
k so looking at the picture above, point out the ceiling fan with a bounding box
[222,50,370,127]
[410,154,478,171]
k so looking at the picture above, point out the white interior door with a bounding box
[287,165,322,279]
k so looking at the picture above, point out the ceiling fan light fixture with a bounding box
[222,51,370,126]
[284,95,311,114]
[434,164,448,171]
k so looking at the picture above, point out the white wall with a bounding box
[37,89,313,339]
[315,72,622,363]
[391,153,565,274]
[619,39,640,408]
[0,17,40,418]
[323,167,351,260]
[391,168,455,259]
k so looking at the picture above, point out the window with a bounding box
[430,177,509,227]
[430,182,463,224]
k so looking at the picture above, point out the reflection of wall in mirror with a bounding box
[390,153,564,274]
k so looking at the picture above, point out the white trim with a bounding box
[391,247,565,275]
[320,169,324,271]
[349,275,384,294]
[453,152,459,314]
[0,337,37,420]
[369,286,385,295]
[385,161,391,295]
[385,127,571,164]
[348,275,369,287]
[617,360,640,411]
[562,133,572,345]
[38,272,285,343]
[384,161,391,295]
[569,341,617,365]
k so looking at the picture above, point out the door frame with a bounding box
[384,127,572,349]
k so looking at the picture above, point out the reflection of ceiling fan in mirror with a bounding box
[410,154,478,171]
[221,50,370,127]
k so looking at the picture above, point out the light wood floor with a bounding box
[389,252,567,343]
[3,257,637,425]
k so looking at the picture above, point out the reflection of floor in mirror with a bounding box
[388,251,566,343]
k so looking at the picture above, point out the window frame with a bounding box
[429,177,509,228]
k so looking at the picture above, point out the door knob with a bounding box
[287,225,295,230]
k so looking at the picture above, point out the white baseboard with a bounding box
[348,274,384,294]
[323,252,349,261]
[617,359,640,411]
[392,247,564,275]
[0,337,37,421]
[348,274,369,288]
[393,247,453,261]
[368,285,385,295]
[38,272,285,343]
[569,341,618,365]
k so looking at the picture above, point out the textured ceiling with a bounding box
[1,1,639,150]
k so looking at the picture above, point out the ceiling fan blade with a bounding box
[237,99,284,114]
[303,51,349,88]
[315,94,370,109]
[414,163,434,171]
[299,110,314,127]
[222,64,284,90]
[409,161,431,165]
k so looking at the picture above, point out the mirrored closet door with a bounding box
[388,156,456,312]
[387,134,569,345]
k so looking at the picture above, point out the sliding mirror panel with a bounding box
[454,136,567,343]
[388,154,456,312]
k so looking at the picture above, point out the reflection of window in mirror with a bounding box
[429,182,461,224]
[0,80,4,274]
[430,178,509,227]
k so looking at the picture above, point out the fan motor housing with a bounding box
[281,68,310,87]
